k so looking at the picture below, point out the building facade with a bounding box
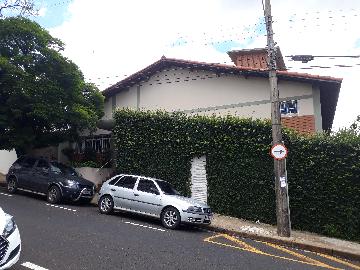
[101,48,342,134]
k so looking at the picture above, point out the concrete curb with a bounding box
[206,224,360,262]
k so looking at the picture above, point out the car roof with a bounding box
[117,174,166,182]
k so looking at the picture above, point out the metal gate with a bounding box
[190,156,207,204]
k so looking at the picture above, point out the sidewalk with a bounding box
[209,213,360,262]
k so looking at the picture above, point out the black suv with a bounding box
[6,156,95,204]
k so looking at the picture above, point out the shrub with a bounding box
[113,109,360,241]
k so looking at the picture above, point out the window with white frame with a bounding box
[79,136,112,153]
[280,100,298,115]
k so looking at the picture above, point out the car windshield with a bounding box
[50,162,79,176]
[155,180,180,195]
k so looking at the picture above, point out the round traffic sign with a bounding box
[270,144,288,160]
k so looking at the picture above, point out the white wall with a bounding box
[103,87,138,119]
[106,68,316,121]
[75,167,114,187]
[0,150,17,175]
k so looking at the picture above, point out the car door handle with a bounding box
[110,189,116,191]
[134,193,139,196]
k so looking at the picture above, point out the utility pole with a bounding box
[263,0,291,237]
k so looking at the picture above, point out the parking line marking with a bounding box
[0,192,12,197]
[259,241,333,269]
[124,221,165,232]
[21,261,49,270]
[45,203,77,212]
[204,234,342,270]
[315,252,360,270]
[222,234,265,253]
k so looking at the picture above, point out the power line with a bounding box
[286,55,360,63]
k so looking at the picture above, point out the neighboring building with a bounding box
[99,48,342,135]
[0,149,17,178]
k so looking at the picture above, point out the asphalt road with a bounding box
[0,187,359,270]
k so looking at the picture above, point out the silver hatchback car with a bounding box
[98,174,212,229]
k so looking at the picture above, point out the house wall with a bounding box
[74,167,114,188]
[138,70,314,116]
[104,87,138,119]
[0,149,17,175]
[102,68,318,133]
[312,85,323,132]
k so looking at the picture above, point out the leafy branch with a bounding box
[0,0,38,18]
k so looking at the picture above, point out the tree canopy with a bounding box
[0,17,104,153]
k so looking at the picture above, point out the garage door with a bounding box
[190,156,207,204]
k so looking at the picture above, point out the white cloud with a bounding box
[38,7,47,17]
[48,0,360,130]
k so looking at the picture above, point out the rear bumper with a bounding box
[0,227,21,270]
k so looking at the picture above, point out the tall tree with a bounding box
[0,17,104,154]
[0,0,38,17]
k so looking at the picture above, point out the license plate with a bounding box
[83,190,91,195]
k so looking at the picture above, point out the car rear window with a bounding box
[21,157,37,168]
[109,176,122,185]
[14,156,26,165]
[36,159,50,169]
[155,180,179,195]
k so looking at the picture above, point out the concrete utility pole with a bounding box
[263,0,291,237]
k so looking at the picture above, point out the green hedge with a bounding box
[113,109,360,242]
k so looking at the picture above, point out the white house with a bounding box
[94,48,341,140]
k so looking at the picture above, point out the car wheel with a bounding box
[47,185,62,204]
[161,207,181,229]
[99,195,114,214]
[7,178,17,194]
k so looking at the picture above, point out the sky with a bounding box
[30,0,360,131]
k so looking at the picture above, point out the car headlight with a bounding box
[63,179,79,188]
[3,214,16,238]
[185,206,203,213]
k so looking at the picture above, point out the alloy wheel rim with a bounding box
[164,210,178,227]
[49,188,57,202]
[8,180,15,191]
[101,197,111,212]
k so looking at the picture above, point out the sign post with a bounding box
[264,0,291,237]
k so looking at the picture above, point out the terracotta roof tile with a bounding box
[104,56,343,95]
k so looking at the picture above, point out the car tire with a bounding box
[161,206,181,229]
[99,195,114,214]
[47,185,62,204]
[7,177,17,194]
